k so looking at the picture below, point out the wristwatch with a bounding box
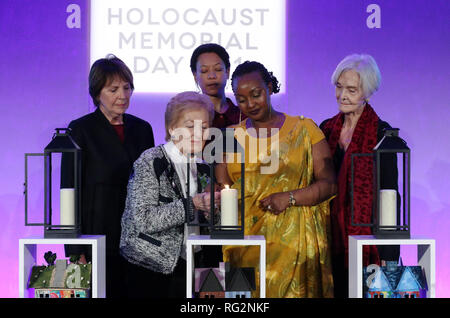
[288,191,296,207]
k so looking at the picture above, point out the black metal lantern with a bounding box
[351,128,410,239]
[186,128,245,239]
[25,128,81,238]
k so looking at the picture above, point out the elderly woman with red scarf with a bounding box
[320,54,400,298]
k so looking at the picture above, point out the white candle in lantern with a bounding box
[60,188,75,226]
[220,185,238,229]
[379,189,397,230]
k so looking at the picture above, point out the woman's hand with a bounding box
[259,192,290,215]
[193,191,221,216]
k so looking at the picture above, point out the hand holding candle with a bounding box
[193,191,221,214]
[220,185,238,229]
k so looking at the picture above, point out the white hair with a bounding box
[164,91,214,141]
[331,54,381,98]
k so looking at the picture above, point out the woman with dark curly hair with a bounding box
[190,43,246,266]
[215,61,337,298]
[190,43,246,129]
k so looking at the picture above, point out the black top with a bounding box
[212,98,245,129]
[320,119,398,190]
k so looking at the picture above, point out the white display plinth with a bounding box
[186,235,266,298]
[19,235,106,298]
[349,235,435,298]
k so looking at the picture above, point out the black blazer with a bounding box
[62,108,154,258]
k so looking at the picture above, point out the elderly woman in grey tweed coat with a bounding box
[120,91,221,298]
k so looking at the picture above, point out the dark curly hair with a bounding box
[231,61,281,94]
[190,43,230,73]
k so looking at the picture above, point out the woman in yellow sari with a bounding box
[216,61,337,298]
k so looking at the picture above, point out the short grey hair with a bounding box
[331,54,381,98]
[164,91,215,141]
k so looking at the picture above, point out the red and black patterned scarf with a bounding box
[322,104,380,267]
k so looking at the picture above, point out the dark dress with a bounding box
[212,98,245,129]
[62,107,154,298]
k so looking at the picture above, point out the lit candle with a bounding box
[60,188,75,226]
[379,189,397,230]
[220,185,238,229]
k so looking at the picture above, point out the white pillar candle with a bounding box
[60,188,75,226]
[379,189,397,229]
[220,185,238,229]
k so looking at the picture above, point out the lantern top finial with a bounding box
[44,128,80,152]
[374,128,409,152]
[383,128,399,137]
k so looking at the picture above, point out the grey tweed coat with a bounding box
[120,145,209,274]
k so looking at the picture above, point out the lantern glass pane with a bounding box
[401,152,410,229]
[25,154,45,225]
[49,152,63,227]
[47,151,78,230]
[376,150,407,231]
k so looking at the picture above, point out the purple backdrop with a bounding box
[1,0,449,297]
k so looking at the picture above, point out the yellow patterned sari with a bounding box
[223,114,334,298]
